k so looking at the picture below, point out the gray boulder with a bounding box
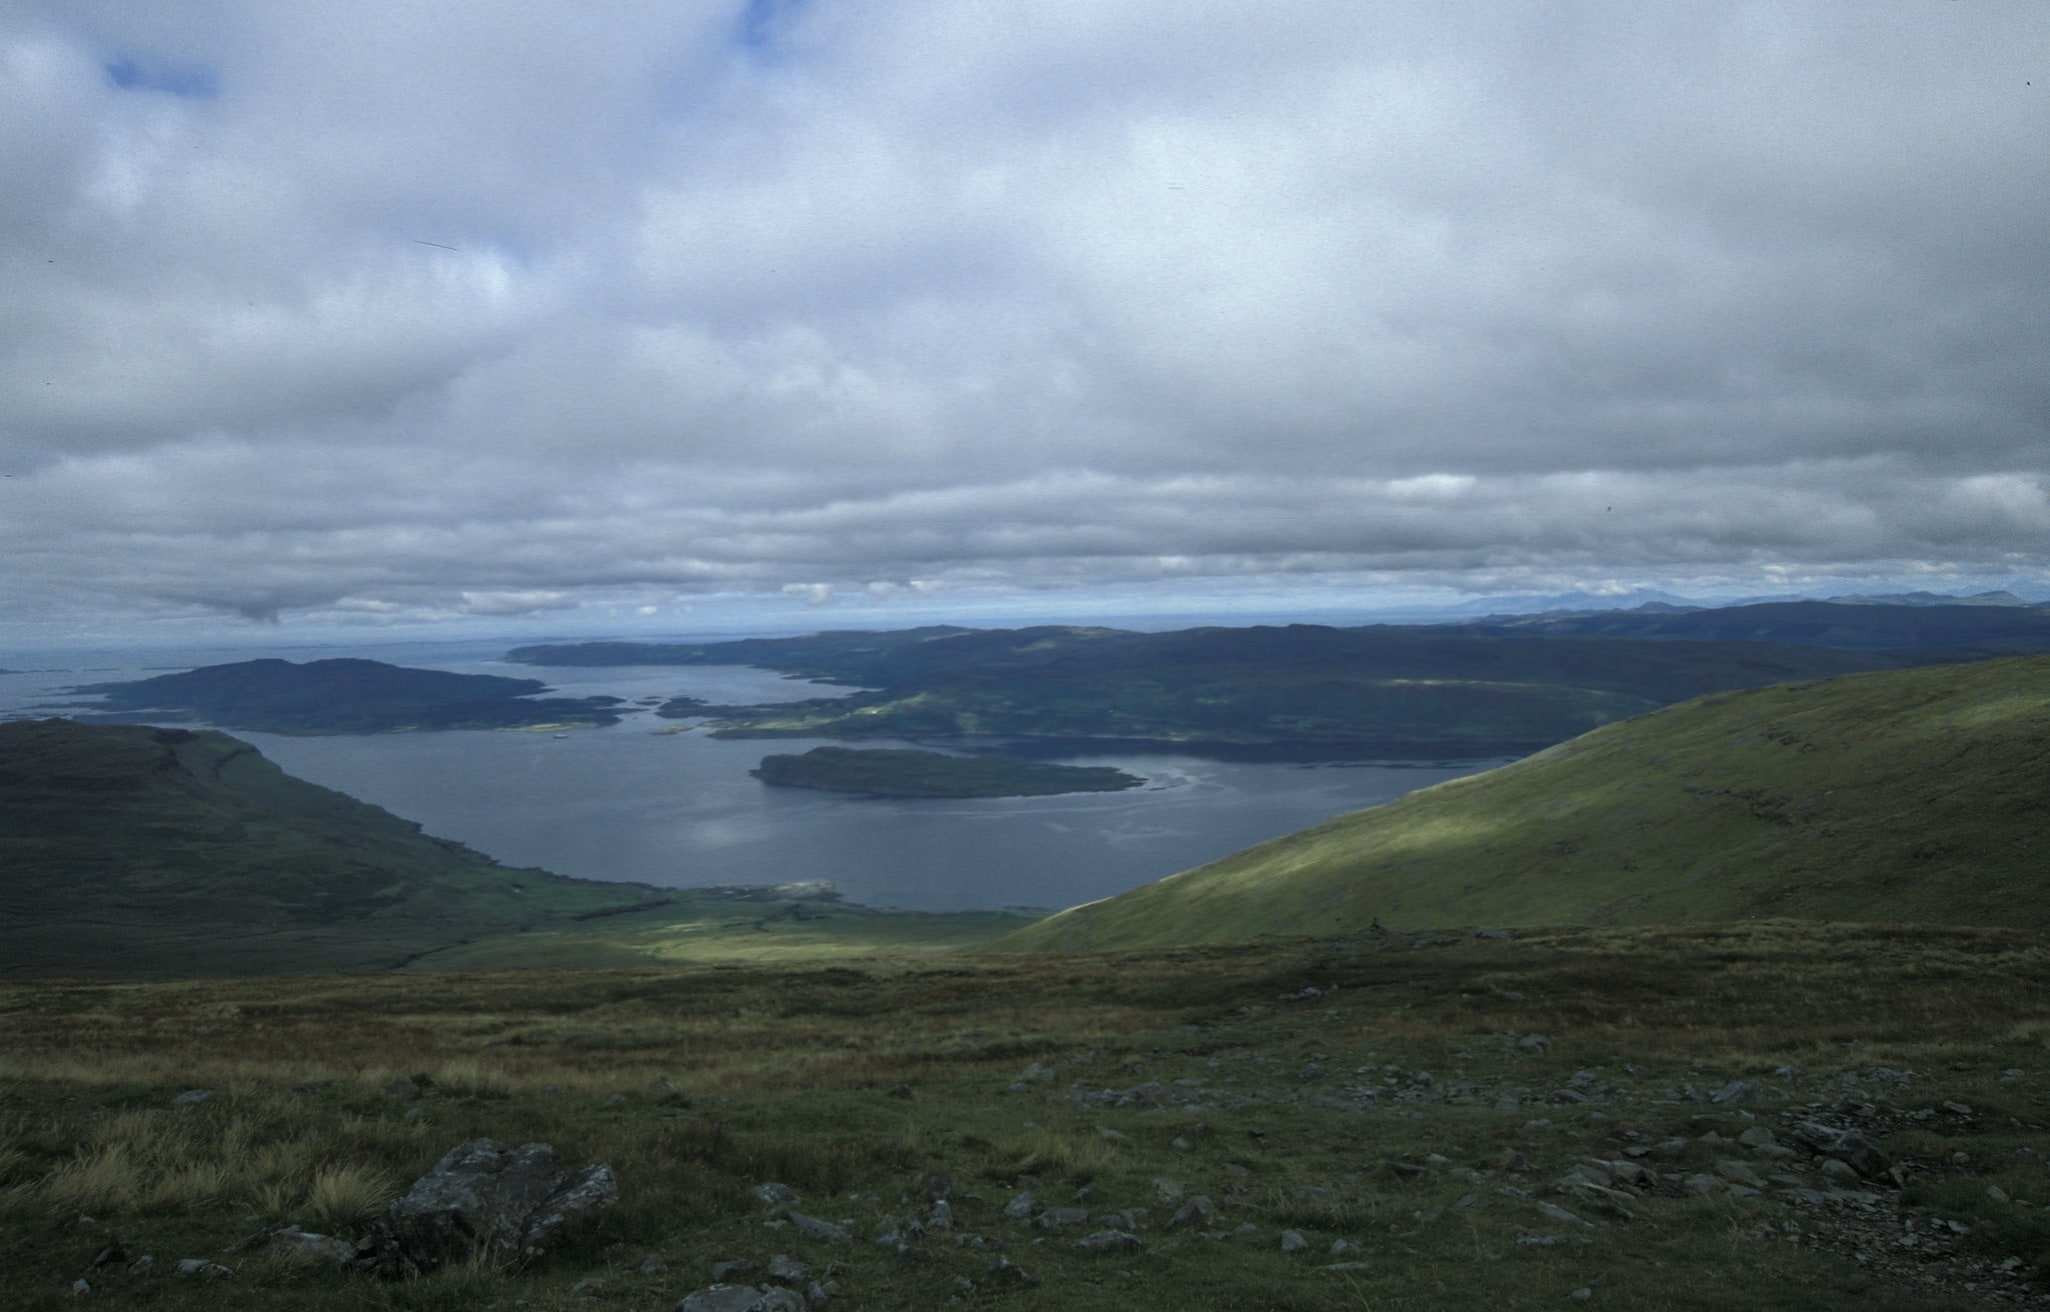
[366,1139,617,1274]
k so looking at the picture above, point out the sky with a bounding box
[3,1,2047,646]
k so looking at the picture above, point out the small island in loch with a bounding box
[751,745,1143,798]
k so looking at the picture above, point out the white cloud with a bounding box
[2,0,2048,636]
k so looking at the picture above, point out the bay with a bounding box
[1,639,1502,912]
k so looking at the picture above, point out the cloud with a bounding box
[2,1,2048,635]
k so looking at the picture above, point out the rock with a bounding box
[925,1199,953,1230]
[1095,1125,1130,1144]
[1714,1160,1766,1189]
[126,1256,154,1275]
[711,1259,758,1280]
[1036,1207,1090,1230]
[1002,1192,1036,1220]
[267,1226,356,1264]
[1281,1230,1308,1252]
[1167,1196,1217,1229]
[71,1278,90,1296]
[176,1258,234,1278]
[1020,1062,1056,1084]
[1154,1178,1186,1204]
[1074,1229,1142,1252]
[571,1277,606,1295]
[917,1170,952,1202]
[753,1182,800,1209]
[983,1256,1036,1286]
[676,1286,804,1312]
[765,1253,808,1284]
[365,1139,618,1274]
[1535,1202,1593,1228]
[639,1254,668,1275]
[787,1213,851,1242]
[170,1089,215,1106]
[1516,1034,1552,1056]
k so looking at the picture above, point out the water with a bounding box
[1,639,1504,912]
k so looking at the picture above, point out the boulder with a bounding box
[365,1139,617,1274]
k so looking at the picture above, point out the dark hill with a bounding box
[0,719,662,978]
[510,624,1902,757]
[69,657,624,734]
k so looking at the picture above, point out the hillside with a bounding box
[0,718,664,978]
[998,655,2050,952]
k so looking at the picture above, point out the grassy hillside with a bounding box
[1,924,2044,1310]
[998,656,2050,952]
[0,719,675,978]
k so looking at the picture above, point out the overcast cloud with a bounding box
[3,1,2046,639]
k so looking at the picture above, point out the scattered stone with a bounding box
[364,1139,618,1275]
[753,1183,800,1209]
[1535,1202,1593,1229]
[70,1278,89,1296]
[571,1276,605,1296]
[267,1226,356,1264]
[1167,1196,1217,1230]
[765,1253,808,1284]
[1320,1262,1373,1272]
[1714,1160,1766,1189]
[1281,1229,1308,1252]
[1154,1178,1186,1205]
[787,1213,851,1243]
[126,1256,154,1275]
[1074,1229,1142,1252]
[1036,1207,1090,1230]
[170,1089,215,1106]
[1020,1062,1056,1084]
[983,1256,1036,1286]
[1096,1125,1130,1144]
[711,1259,758,1280]
[917,1171,951,1202]
[639,1254,668,1275]
[176,1258,234,1279]
[676,1286,804,1312]
[1003,1192,1036,1220]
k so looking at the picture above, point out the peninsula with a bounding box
[68,657,625,735]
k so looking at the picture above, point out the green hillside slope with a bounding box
[0,719,662,977]
[998,656,2050,951]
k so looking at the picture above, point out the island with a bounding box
[66,657,626,735]
[751,746,1143,798]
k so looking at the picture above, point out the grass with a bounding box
[1,922,2046,1309]
[998,654,2050,951]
